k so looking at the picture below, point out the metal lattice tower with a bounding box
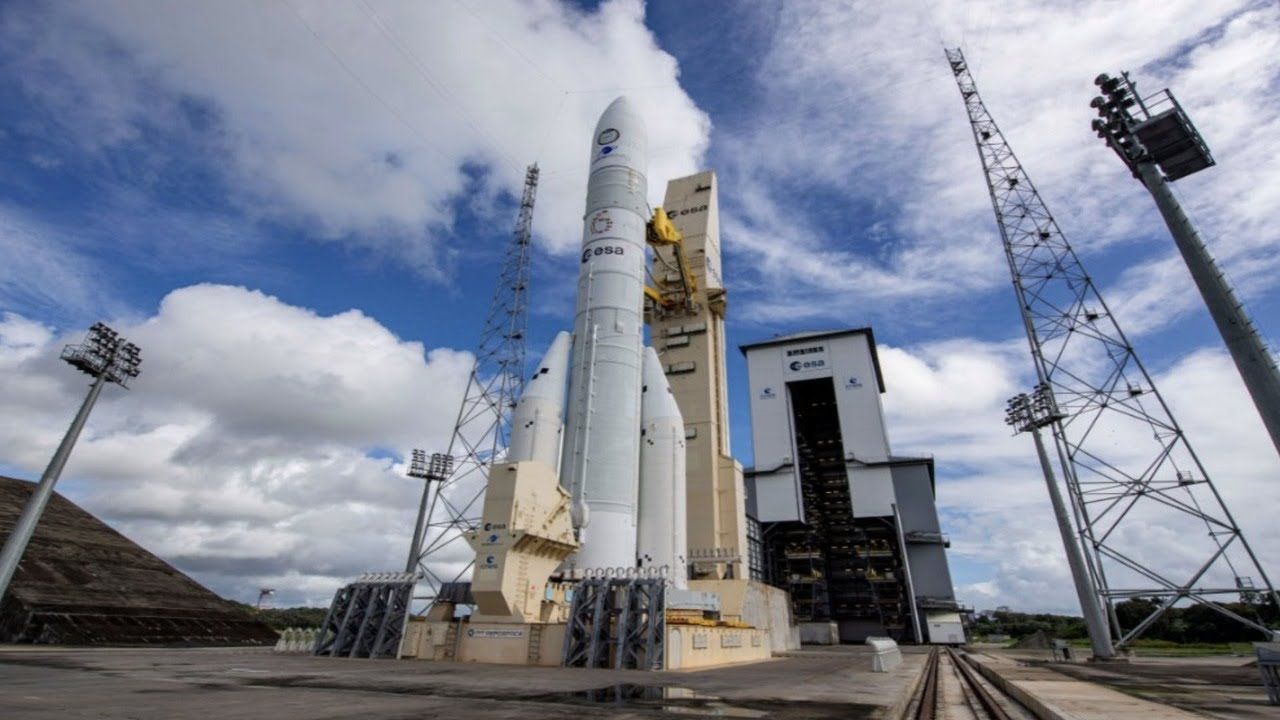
[404,163,539,607]
[946,48,1278,648]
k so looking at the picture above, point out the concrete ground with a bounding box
[1043,654,1274,720]
[0,644,928,719]
[969,649,1275,720]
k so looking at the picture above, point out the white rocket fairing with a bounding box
[560,97,649,571]
[638,347,688,588]
[507,331,570,469]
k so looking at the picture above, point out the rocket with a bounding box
[560,96,650,572]
[491,97,684,582]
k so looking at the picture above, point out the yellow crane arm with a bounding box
[645,207,697,306]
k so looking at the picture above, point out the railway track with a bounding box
[907,647,1032,720]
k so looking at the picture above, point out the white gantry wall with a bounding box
[743,329,893,522]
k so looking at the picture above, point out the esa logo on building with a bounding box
[789,359,825,372]
[481,554,498,568]
[845,376,863,388]
[760,386,776,399]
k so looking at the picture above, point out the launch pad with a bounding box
[359,99,799,672]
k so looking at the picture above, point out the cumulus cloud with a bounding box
[0,0,710,277]
[0,285,474,605]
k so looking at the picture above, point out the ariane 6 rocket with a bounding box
[501,97,687,587]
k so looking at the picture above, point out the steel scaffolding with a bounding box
[404,164,539,609]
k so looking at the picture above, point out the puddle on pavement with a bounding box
[527,684,766,717]
[246,677,873,718]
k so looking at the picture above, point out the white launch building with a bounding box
[742,329,966,645]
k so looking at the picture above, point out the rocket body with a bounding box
[507,331,570,469]
[638,347,688,588]
[560,97,649,571]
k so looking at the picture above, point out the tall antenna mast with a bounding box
[404,163,539,606]
[946,48,1278,651]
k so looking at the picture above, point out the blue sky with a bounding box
[1,0,1277,612]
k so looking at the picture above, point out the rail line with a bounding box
[908,647,1027,720]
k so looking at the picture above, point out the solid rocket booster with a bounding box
[638,346,688,588]
[508,331,571,469]
[560,97,649,570]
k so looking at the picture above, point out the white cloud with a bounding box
[0,285,475,605]
[0,0,710,277]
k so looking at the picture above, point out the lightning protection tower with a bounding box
[946,48,1278,650]
[1090,71,1280,461]
[404,163,538,608]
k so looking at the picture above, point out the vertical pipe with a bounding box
[1030,427,1116,659]
[1138,161,1280,460]
[0,373,108,601]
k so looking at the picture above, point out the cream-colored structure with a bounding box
[649,171,749,579]
[402,615,773,670]
[463,461,577,623]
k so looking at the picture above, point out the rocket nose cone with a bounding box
[604,95,635,116]
[522,331,571,401]
[596,95,645,137]
[641,346,682,422]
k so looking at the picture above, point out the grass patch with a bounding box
[1064,638,1254,656]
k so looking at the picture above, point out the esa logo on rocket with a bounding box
[582,210,625,263]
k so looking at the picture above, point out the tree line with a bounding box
[970,597,1277,644]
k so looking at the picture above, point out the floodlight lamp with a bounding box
[1004,393,1032,430]
[1090,96,1107,110]
[1093,73,1112,88]
[407,448,430,479]
[426,452,453,482]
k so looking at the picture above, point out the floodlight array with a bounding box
[59,322,142,387]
